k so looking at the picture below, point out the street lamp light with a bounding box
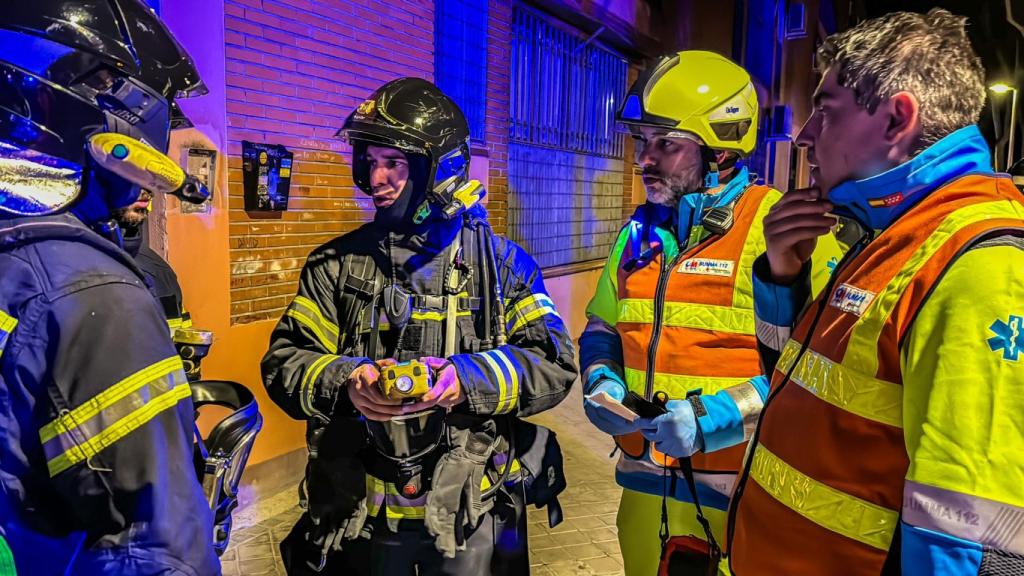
[990,82,1018,171]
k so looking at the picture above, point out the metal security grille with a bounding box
[510,8,627,158]
[435,0,489,143]
[507,7,628,269]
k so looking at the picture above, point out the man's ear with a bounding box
[714,149,731,165]
[885,91,922,151]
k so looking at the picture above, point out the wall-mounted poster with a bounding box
[242,141,293,212]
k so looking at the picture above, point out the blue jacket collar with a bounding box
[677,165,750,236]
[828,125,994,232]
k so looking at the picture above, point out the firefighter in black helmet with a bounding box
[263,77,577,575]
[0,1,219,574]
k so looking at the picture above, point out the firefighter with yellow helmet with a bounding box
[578,51,840,574]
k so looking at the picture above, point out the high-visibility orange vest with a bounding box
[728,175,1024,575]
[615,184,777,490]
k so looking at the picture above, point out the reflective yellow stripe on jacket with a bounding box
[617,299,755,335]
[506,293,561,335]
[0,309,17,359]
[39,356,191,476]
[749,445,899,551]
[286,295,340,353]
[730,176,1024,574]
[366,458,523,520]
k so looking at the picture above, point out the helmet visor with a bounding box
[0,141,81,215]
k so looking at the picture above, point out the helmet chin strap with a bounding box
[701,146,722,190]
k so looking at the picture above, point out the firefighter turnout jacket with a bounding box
[262,207,576,530]
[0,213,218,575]
[123,230,192,336]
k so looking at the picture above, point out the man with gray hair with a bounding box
[727,9,1024,575]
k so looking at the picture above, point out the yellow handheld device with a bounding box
[379,360,433,400]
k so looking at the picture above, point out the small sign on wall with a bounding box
[181,147,216,214]
[242,141,293,212]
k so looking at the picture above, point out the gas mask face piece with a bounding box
[365,407,448,499]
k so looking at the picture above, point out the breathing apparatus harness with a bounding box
[361,183,516,508]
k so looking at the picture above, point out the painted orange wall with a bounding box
[165,129,305,465]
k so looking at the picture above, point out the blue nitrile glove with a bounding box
[583,368,640,436]
[640,399,704,458]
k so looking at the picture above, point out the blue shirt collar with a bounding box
[677,165,751,234]
[827,125,994,232]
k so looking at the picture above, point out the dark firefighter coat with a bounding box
[0,213,219,576]
[123,230,192,335]
[262,207,577,524]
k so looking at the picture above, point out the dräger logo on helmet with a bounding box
[829,283,876,316]
[677,258,735,277]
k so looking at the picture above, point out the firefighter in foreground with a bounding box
[0,1,219,574]
[578,51,839,575]
[727,9,1024,575]
[262,77,577,575]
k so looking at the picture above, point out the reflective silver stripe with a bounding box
[615,457,737,497]
[903,480,1024,554]
[754,317,790,353]
[490,349,520,414]
[723,380,764,441]
[506,294,560,334]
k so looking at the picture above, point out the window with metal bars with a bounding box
[434,0,488,143]
[507,7,629,269]
[510,8,627,158]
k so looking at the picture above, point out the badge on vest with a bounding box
[829,283,876,316]
[677,258,735,277]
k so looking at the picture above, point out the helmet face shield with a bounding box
[430,147,469,200]
[0,0,204,217]
[0,141,81,215]
[347,135,428,195]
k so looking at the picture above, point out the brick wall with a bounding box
[508,145,626,268]
[225,0,435,324]
[222,0,637,323]
[483,0,512,236]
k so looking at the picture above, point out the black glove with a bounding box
[425,426,498,557]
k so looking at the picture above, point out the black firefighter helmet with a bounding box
[0,0,206,216]
[336,78,472,216]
